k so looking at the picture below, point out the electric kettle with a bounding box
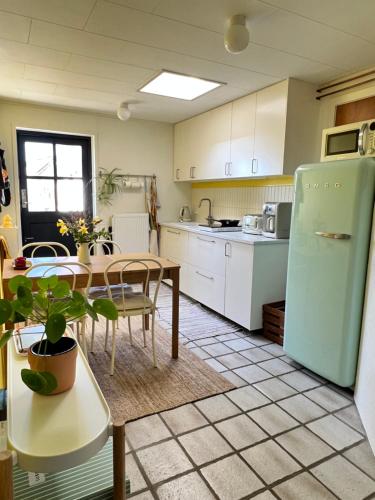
[179,205,192,222]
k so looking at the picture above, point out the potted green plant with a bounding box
[0,274,118,395]
[57,215,109,264]
[97,168,125,205]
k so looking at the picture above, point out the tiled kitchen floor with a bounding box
[124,295,375,499]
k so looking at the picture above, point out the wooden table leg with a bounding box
[171,267,180,359]
[0,451,13,500]
[113,422,125,500]
[143,280,150,330]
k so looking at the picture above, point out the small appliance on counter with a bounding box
[262,202,292,239]
[179,205,192,222]
[242,214,263,235]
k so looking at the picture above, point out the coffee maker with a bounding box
[262,202,292,239]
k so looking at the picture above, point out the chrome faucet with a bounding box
[199,198,214,226]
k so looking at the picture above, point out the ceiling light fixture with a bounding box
[117,102,131,121]
[139,70,223,100]
[224,15,249,54]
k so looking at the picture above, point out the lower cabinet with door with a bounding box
[160,225,289,331]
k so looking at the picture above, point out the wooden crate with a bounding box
[263,301,285,345]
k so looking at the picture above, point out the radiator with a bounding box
[112,213,149,253]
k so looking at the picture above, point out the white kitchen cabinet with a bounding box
[224,241,254,329]
[173,78,319,181]
[253,80,288,176]
[189,264,225,314]
[159,226,190,294]
[188,232,226,277]
[229,93,257,178]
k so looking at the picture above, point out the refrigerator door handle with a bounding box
[315,231,351,240]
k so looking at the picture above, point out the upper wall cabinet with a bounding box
[173,79,320,181]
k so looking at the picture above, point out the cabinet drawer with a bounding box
[160,227,188,262]
[188,232,226,276]
[190,264,224,315]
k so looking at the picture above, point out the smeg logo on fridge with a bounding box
[304,182,342,190]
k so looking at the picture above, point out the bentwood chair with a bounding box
[25,261,92,356]
[101,258,163,375]
[89,239,122,256]
[20,241,70,257]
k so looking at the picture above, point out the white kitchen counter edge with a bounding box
[160,222,289,245]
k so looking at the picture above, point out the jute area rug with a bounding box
[88,316,234,423]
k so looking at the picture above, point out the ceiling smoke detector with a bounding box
[224,15,249,54]
[117,102,131,121]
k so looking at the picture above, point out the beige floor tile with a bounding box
[129,492,154,500]
[344,441,375,479]
[201,454,264,499]
[205,357,227,373]
[279,355,302,369]
[252,492,277,500]
[126,454,147,493]
[216,414,267,450]
[244,334,271,347]
[276,427,334,466]
[254,378,297,401]
[280,371,321,392]
[305,386,351,412]
[274,472,336,499]
[261,343,285,357]
[126,414,171,449]
[233,365,272,384]
[137,439,193,484]
[226,385,270,411]
[224,338,255,351]
[195,337,220,346]
[277,394,326,423]
[161,403,208,435]
[216,333,240,342]
[335,405,366,434]
[178,426,232,466]
[312,456,375,500]
[157,471,215,499]
[249,404,299,436]
[217,352,250,369]
[190,346,211,359]
[241,440,301,484]
[202,342,233,357]
[307,415,363,450]
[258,358,295,376]
[241,347,274,363]
[221,370,247,387]
[195,394,241,422]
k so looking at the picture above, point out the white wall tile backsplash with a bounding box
[192,184,294,222]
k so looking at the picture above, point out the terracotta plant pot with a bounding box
[28,337,78,395]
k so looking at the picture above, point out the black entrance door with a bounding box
[17,130,93,256]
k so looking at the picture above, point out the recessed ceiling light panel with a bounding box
[139,71,223,100]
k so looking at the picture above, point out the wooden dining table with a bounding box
[2,252,181,359]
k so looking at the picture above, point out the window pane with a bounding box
[27,179,55,212]
[57,179,84,212]
[56,144,83,178]
[25,142,53,177]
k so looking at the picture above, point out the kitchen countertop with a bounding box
[161,222,289,245]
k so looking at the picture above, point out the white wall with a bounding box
[318,81,375,453]
[0,100,191,256]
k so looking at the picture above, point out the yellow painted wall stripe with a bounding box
[191,176,294,189]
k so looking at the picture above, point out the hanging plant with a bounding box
[97,168,125,205]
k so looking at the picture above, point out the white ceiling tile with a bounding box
[250,9,375,70]
[0,76,56,94]
[54,84,131,105]
[0,0,96,29]
[66,55,154,86]
[154,0,275,33]
[24,64,135,94]
[263,0,375,43]
[0,61,25,78]
[0,10,31,42]
[0,38,70,69]
[108,0,162,13]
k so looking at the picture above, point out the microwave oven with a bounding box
[321,119,375,161]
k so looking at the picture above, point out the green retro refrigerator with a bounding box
[284,158,375,387]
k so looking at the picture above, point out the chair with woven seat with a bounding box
[101,258,163,375]
[25,261,92,356]
[20,241,70,257]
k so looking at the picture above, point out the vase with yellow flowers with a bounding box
[56,216,109,264]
